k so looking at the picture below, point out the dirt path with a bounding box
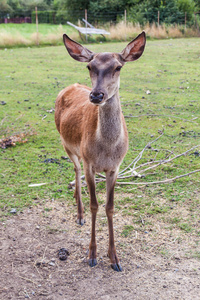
[0,199,199,300]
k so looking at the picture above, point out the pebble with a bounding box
[137,265,140,268]
[10,208,17,214]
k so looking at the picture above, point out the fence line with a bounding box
[1,9,194,27]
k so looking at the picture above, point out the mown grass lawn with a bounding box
[0,23,78,48]
[0,23,69,37]
[0,38,200,246]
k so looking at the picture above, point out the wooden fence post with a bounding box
[85,9,88,42]
[35,6,39,46]
[124,9,127,41]
[185,12,187,30]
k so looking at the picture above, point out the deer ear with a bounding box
[120,31,146,62]
[63,34,94,62]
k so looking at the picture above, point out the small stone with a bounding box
[58,248,70,261]
[10,208,17,214]
[137,265,140,268]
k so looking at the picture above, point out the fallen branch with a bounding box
[116,169,200,185]
[118,142,200,180]
[68,133,200,187]
[139,145,200,175]
[118,132,164,176]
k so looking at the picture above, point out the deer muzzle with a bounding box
[90,92,104,104]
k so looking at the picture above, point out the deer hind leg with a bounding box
[84,164,98,267]
[65,148,84,225]
[106,170,122,272]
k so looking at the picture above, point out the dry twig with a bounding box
[18,275,38,285]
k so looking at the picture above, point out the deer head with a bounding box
[63,32,146,105]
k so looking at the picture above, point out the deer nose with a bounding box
[90,92,104,104]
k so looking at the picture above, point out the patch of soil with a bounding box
[0,199,199,300]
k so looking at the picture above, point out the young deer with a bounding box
[55,32,146,271]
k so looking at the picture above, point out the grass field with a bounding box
[0,23,76,47]
[1,23,200,48]
[0,38,200,257]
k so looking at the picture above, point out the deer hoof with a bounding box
[111,263,122,272]
[88,258,97,267]
[77,218,85,226]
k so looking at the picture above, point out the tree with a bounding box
[0,0,12,16]
[5,0,51,17]
[194,0,200,10]
[88,0,125,23]
[177,0,196,20]
[128,0,195,24]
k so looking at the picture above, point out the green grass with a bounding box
[0,23,69,37]
[121,225,134,237]
[0,38,200,242]
[0,23,77,48]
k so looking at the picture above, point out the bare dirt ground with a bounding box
[0,196,199,300]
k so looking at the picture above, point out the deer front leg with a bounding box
[106,170,122,272]
[84,164,98,267]
[65,149,84,225]
[74,162,85,225]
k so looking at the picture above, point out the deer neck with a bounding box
[97,91,123,142]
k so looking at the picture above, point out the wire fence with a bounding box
[1,8,196,27]
[1,9,124,25]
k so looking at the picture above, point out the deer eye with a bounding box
[115,66,122,72]
[87,65,91,71]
